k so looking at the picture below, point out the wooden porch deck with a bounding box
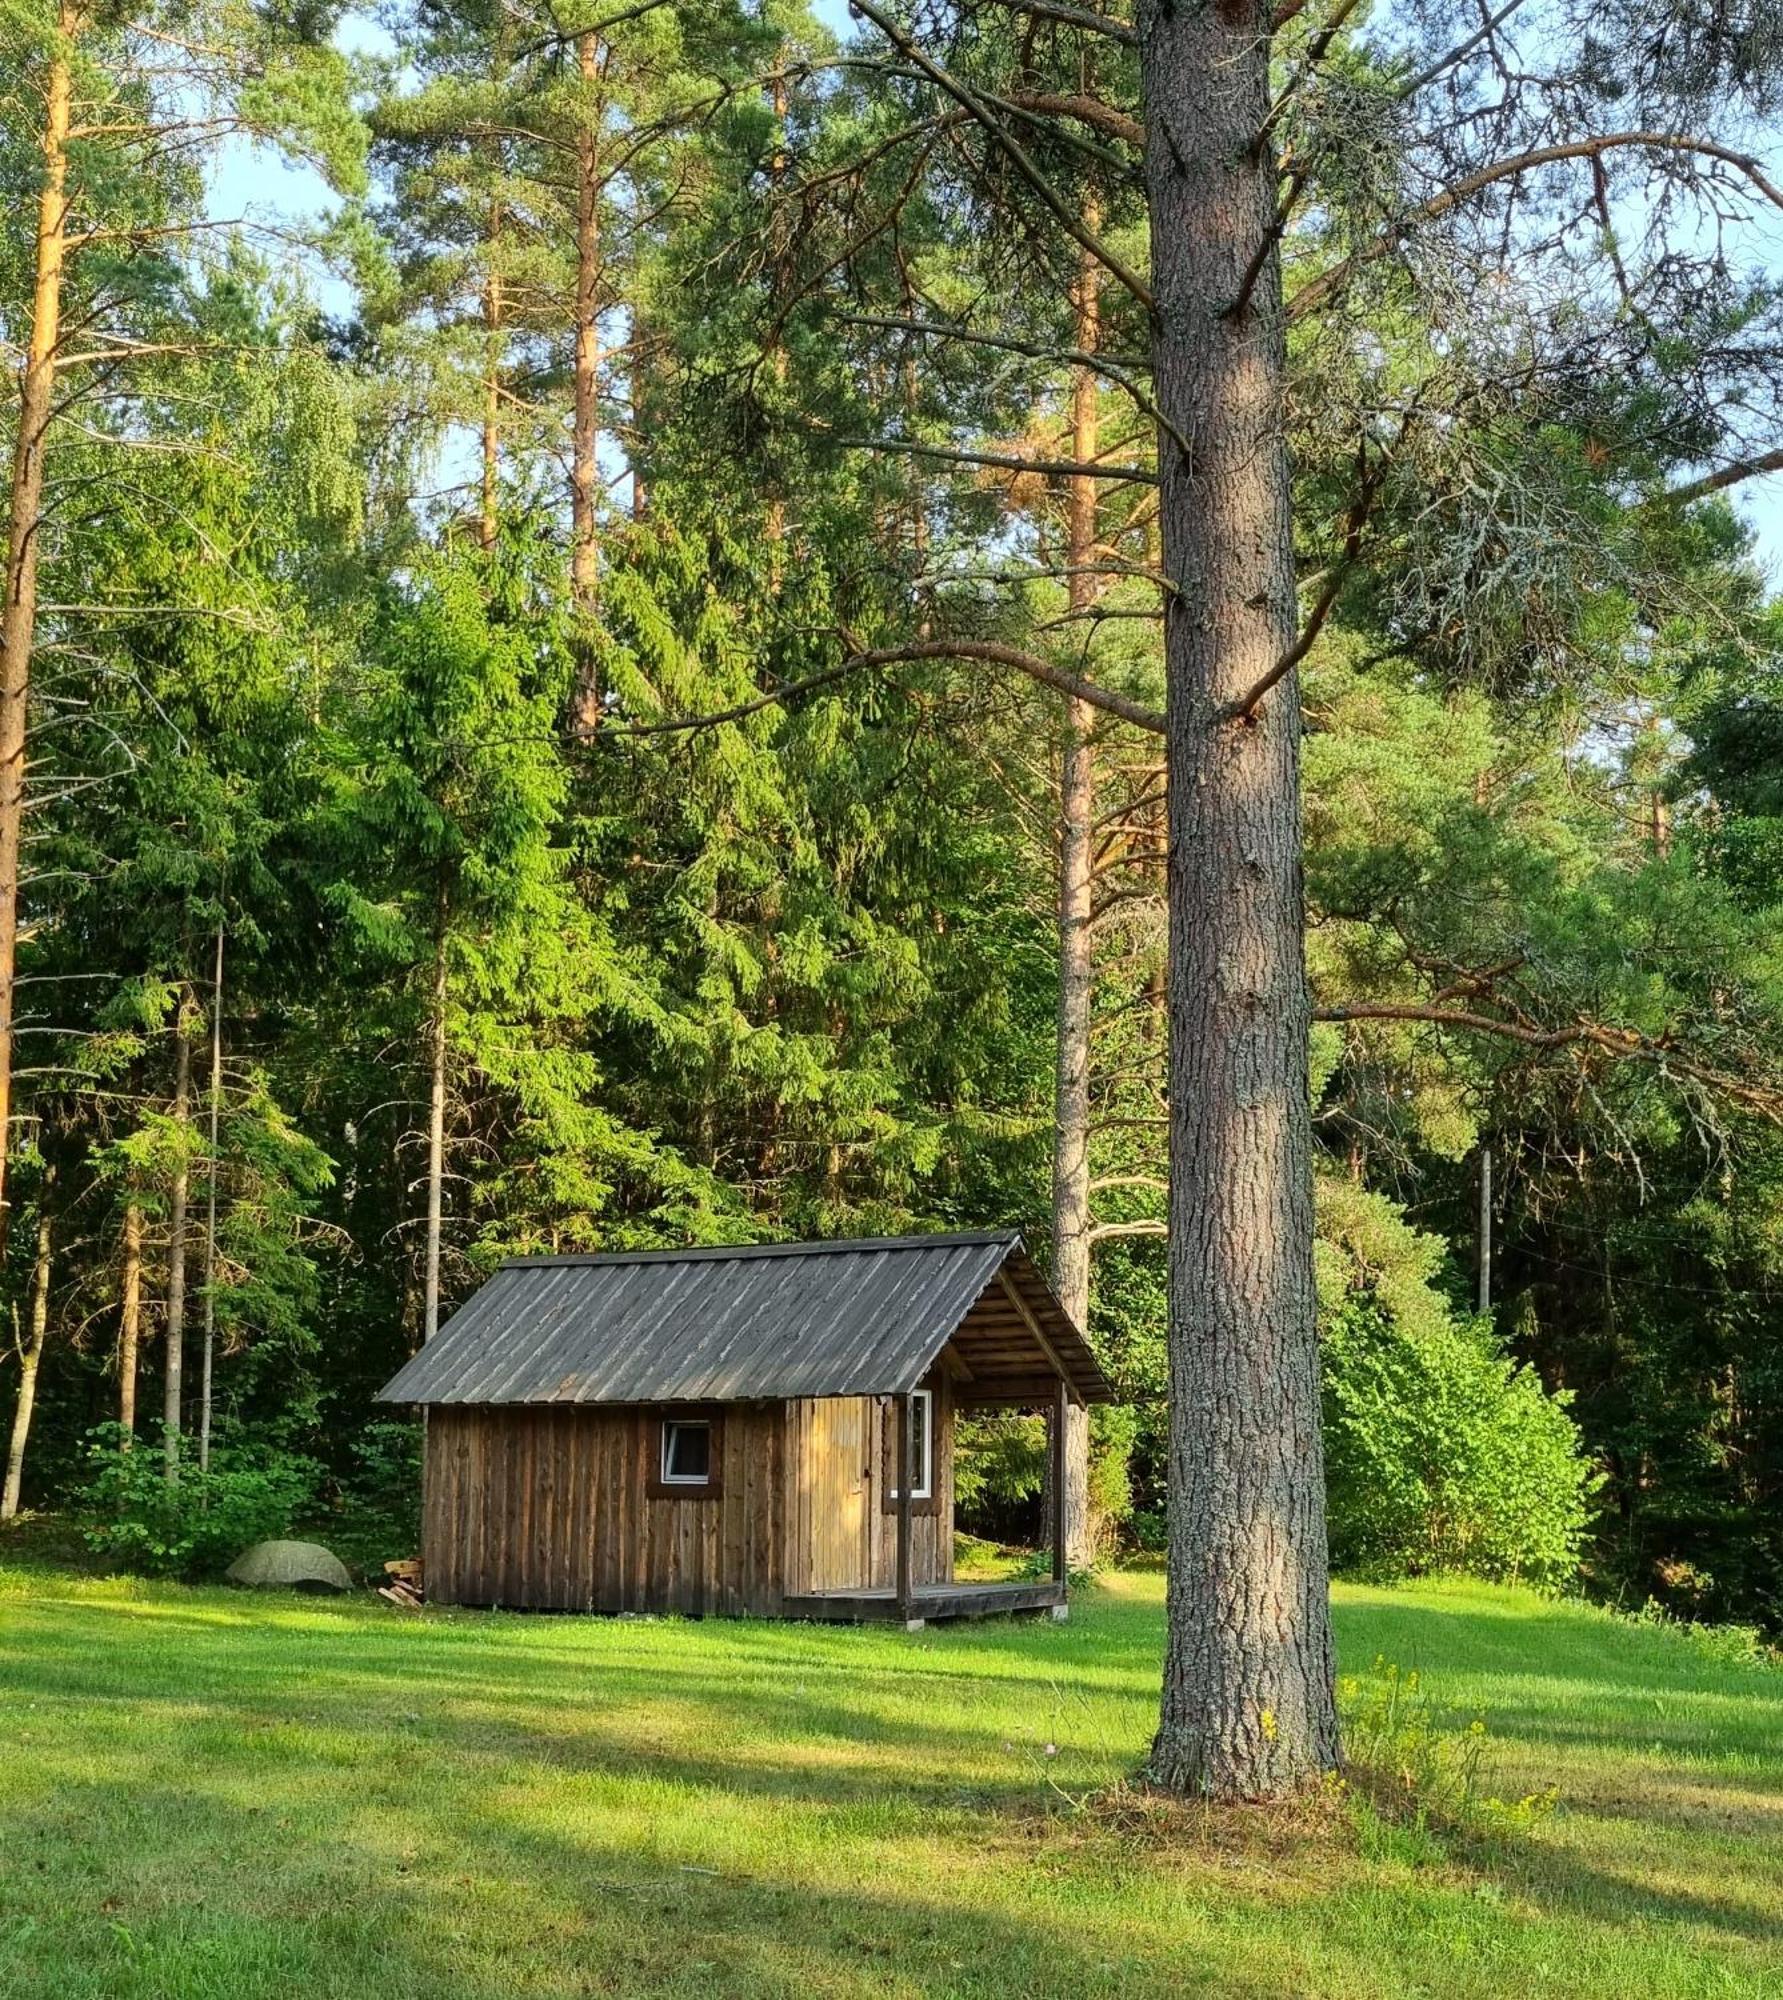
[783,1578,1067,1626]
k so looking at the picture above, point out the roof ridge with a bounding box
[498,1229,1023,1271]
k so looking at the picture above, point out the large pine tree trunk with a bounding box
[163,1009,191,1479]
[1139,0,1339,1798]
[567,30,603,736]
[1049,227,1103,1566]
[2,1193,54,1518]
[117,1201,144,1438]
[0,8,77,1238]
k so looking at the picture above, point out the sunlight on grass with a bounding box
[1,1563,1779,1997]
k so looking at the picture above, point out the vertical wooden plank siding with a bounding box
[422,1404,788,1615]
[420,1380,962,1615]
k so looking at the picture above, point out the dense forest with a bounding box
[3,0,1783,1701]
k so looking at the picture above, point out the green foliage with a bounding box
[1340,1657,1557,1848]
[310,1419,424,1573]
[77,1428,322,1579]
[1318,1180,1599,1585]
[953,1412,1046,1518]
[1626,1599,1780,1673]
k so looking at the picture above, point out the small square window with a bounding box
[661,1419,712,1486]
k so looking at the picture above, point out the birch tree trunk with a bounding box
[2,1193,54,1518]
[567,30,604,736]
[1139,0,1340,1798]
[422,891,448,1344]
[117,1200,144,1438]
[1049,224,1102,1567]
[0,6,78,1237]
[162,1008,191,1478]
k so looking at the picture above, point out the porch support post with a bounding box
[896,1391,915,1623]
[1051,1377,1068,1588]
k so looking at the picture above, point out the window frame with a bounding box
[648,1407,724,1499]
[882,1387,937,1513]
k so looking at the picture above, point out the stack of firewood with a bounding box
[378,1556,423,1610]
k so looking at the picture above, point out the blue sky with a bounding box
[205,7,1783,581]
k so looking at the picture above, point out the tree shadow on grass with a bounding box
[13,1577,1783,1988]
[0,1776,1309,2000]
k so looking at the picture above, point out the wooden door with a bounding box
[803,1396,869,1590]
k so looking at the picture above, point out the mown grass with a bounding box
[0,1559,1779,1998]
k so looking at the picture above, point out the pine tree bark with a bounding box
[480,198,503,552]
[198,920,223,1473]
[0,6,78,1238]
[1049,223,1102,1567]
[2,1190,53,1518]
[117,1200,144,1438]
[422,889,448,1344]
[1140,0,1340,1797]
[567,30,604,735]
[163,1006,192,1478]
[765,71,790,566]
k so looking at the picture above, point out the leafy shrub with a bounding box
[1127,1507,1166,1553]
[77,1426,322,1579]
[1317,1177,1598,1585]
[1628,1598,1781,1671]
[311,1419,423,1572]
[1087,1402,1137,1540]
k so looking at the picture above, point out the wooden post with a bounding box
[1051,1379,1068,1587]
[896,1391,915,1626]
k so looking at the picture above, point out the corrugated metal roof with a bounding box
[375,1231,1109,1406]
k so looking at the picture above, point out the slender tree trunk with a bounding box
[1477,1143,1492,1314]
[1050,222,1101,1566]
[765,72,790,567]
[2,1190,54,1518]
[163,1007,191,1479]
[422,888,448,1344]
[630,310,648,524]
[117,1200,143,1438]
[480,198,503,552]
[1140,0,1339,1798]
[0,6,78,1238]
[199,919,223,1474]
[567,31,604,736]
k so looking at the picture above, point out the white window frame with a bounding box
[660,1417,714,1487]
[889,1388,934,1502]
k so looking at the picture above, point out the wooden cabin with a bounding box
[376,1231,1110,1626]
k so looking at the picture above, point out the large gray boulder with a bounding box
[225,1538,353,1594]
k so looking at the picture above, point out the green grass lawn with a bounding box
[1,1561,1780,1999]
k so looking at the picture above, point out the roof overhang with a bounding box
[375,1231,1112,1409]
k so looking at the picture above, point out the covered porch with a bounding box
[798,1264,1082,1627]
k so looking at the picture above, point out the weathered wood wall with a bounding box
[423,1402,786,1614]
[424,1378,956,1614]
[783,1376,954,1593]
